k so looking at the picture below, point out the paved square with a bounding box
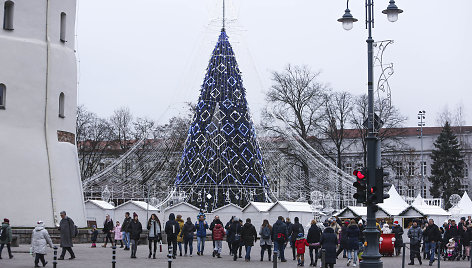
[1,241,468,268]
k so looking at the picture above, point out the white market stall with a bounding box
[268,201,315,232]
[242,202,274,229]
[448,192,472,221]
[84,200,115,228]
[164,202,202,223]
[115,201,161,228]
[211,203,242,223]
[399,194,450,227]
[378,186,410,223]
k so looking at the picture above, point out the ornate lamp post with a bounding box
[337,1,403,267]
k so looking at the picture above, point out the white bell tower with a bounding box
[0,0,86,227]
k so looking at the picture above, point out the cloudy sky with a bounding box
[76,0,472,127]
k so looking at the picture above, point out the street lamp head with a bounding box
[382,0,403,22]
[338,8,358,31]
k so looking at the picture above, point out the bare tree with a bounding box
[263,64,328,200]
[110,107,134,153]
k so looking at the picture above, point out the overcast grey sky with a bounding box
[76,0,472,127]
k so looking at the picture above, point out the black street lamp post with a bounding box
[338,1,403,268]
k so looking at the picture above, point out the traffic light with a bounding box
[353,168,367,204]
[368,167,391,204]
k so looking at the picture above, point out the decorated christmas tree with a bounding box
[174,28,270,211]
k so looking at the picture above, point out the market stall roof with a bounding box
[378,186,409,216]
[271,201,313,213]
[85,200,115,210]
[399,194,450,217]
[212,203,243,213]
[335,205,389,219]
[116,200,159,211]
[242,202,274,212]
[448,192,472,217]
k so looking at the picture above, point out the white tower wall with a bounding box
[0,0,86,227]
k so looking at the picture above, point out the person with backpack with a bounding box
[58,211,76,260]
[0,218,13,259]
[289,217,305,261]
[307,220,322,267]
[259,219,272,261]
[272,216,288,262]
[194,214,208,256]
[241,218,257,261]
[345,219,360,267]
[102,214,114,247]
[128,212,142,259]
[31,220,53,267]
[182,217,196,256]
[229,217,243,261]
[212,220,225,258]
[165,213,180,258]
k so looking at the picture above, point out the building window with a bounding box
[408,162,415,177]
[60,12,66,42]
[421,161,427,176]
[345,163,353,175]
[407,186,415,198]
[58,92,65,118]
[3,1,14,30]
[422,185,427,197]
[395,162,403,177]
[397,185,403,196]
[0,83,5,109]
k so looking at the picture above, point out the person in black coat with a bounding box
[102,215,114,247]
[336,221,349,258]
[272,216,288,262]
[392,221,404,256]
[241,218,257,261]
[229,217,243,261]
[345,220,360,266]
[225,217,234,255]
[320,226,338,268]
[289,217,305,260]
[127,213,142,258]
[165,213,180,258]
[424,219,441,265]
[307,220,322,267]
[182,217,196,256]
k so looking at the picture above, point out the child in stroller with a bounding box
[445,238,460,261]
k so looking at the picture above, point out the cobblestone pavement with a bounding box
[1,241,469,268]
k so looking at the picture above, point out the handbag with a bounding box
[159,241,163,252]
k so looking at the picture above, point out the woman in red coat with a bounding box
[212,223,225,258]
[295,233,309,266]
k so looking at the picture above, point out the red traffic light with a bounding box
[353,169,365,179]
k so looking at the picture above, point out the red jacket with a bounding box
[213,224,225,241]
[295,238,309,254]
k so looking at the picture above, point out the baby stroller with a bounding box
[444,238,461,261]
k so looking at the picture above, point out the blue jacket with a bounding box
[195,220,208,237]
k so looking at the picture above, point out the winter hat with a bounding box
[36,220,44,227]
[383,224,389,228]
[133,212,138,218]
[345,221,349,225]
[92,225,97,228]
[298,233,303,238]
[393,221,399,225]
[233,217,239,222]
[449,238,454,243]
[3,218,9,223]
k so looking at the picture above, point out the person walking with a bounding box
[114,221,123,248]
[407,220,423,265]
[289,217,305,261]
[212,220,225,258]
[259,219,273,262]
[272,216,288,262]
[128,213,142,259]
[90,225,98,248]
[102,214,114,247]
[165,213,180,258]
[345,220,360,267]
[225,217,234,255]
[295,233,309,266]
[31,220,54,267]
[229,217,243,261]
[58,211,76,260]
[336,221,349,258]
[147,214,162,259]
[0,218,13,259]
[320,226,338,268]
[121,212,131,251]
[424,219,441,266]
[307,220,322,267]
[392,221,404,256]
[241,218,257,261]
[182,217,196,256]
[194,214,208,256]
[209,215,222,249]
[176,215,185,257]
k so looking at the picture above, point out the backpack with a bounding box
[0,226,6,241]
[67,218,78,237]
[261,226,271,239]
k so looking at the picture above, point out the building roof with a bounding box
[164,202,200,212]
[449,192,472,217]
[211,203,242,213]
[85,200,115,210]
[399,194,450,216]
[378,186,409,216]
[242,202,274,212]
[272,201,313,213]
[115,200,159,211]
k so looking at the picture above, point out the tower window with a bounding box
[3,1,14,30]
[0,83,5,109]
[60,12,66,42]
[59,92,65,118]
